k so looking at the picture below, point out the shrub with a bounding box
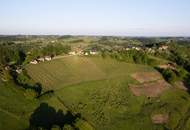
[16,72,31,85]
[162,69,177,83]
[24,89,37,99]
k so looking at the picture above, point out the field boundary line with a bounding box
[0,107,20,120]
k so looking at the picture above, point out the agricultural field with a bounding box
[26,56,154,90]
[0,81,94,130]
[25,56,190,130]
[0,82,38,130]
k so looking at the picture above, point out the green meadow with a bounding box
[26,56,153,90]
[24,56,190,130]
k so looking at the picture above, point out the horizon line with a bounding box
[0,34,190,38]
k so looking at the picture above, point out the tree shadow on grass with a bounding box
[29,103,81,130]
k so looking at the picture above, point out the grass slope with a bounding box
[26,56,190,130]
[26,56,153,90]
[0,82,38,130]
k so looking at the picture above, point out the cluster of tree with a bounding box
[156,66,188,84]
[169,43,190,72]
[69,39,84,43]
[102,50,159,66]
[0,45,26,65]
[10,69,42,98]
[42,43,71,56]
[24,43,71,64]
[170,52,190,72]
[159,68,177,83]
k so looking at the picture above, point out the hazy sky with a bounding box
[0,0,190,36]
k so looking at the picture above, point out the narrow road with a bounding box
[53,55,76,60]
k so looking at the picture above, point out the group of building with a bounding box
[68,49,99,56]
[30,56,52,64]
[124,44,169,54]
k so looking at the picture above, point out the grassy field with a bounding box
[0,82,38,130]
[0,81,94,130]
[55,79,190,130]
[26,56,154,90]
[25,56,190,130]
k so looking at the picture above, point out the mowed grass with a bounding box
[25,56,190,130]
[0,82,38,130]
[26,56,154,90]
[0,81,94,130]
[56,78,190,130]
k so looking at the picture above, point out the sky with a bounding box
[0,0,190,36]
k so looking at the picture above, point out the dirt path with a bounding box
[53,55,76,60]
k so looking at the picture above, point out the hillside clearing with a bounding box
[131,72,162,83]
[26,56,154,90]
[129,80,170,97]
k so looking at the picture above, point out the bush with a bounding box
[16,72,31,85]
[176,68,187,79]
[24,89,37,99]
[162,69,177,83]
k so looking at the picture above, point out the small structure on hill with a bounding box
[84,52,89,56]
[45,56,52,61]
[16,68,22,74]
[37,57,45,62]
[159,45,168,51]
[158,63,176,70]
[90,50,98,55]
[132,47,141,51]
[147,48,155,53]
[30,60,38,64]
[4,66,10,70]
[69,51,76,55]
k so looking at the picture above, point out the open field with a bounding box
[55,77,190,130]
[0,82,38,130]
[26,56,154,90]
[25,56,190,130]
[0,81,94,130]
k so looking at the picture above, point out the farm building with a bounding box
[45,56,52,61]
[37,57,45,62]
[84,52,89,56]
[69,51,76,55]
[30,60,38,64]
[90,50,98,55]
[132,47,141,51]
[16,68,22,74]
[159,45,168,50]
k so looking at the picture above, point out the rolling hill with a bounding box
[25,56,190,130]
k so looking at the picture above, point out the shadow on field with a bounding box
[29,103,81,130]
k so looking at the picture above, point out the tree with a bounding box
[162,69,177,83]
[16,72,31,85]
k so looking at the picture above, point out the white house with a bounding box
[84,52,89,56]
[125,48,131,51]
[69,51,76,55]
[147,48,155,53]
[45,56,52,61]
[37,58,45,62]
[159,45,168,50]
[30,60,38,64]
[16,69,22,74]
[132,47,141,51]
[89,50,98,55]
